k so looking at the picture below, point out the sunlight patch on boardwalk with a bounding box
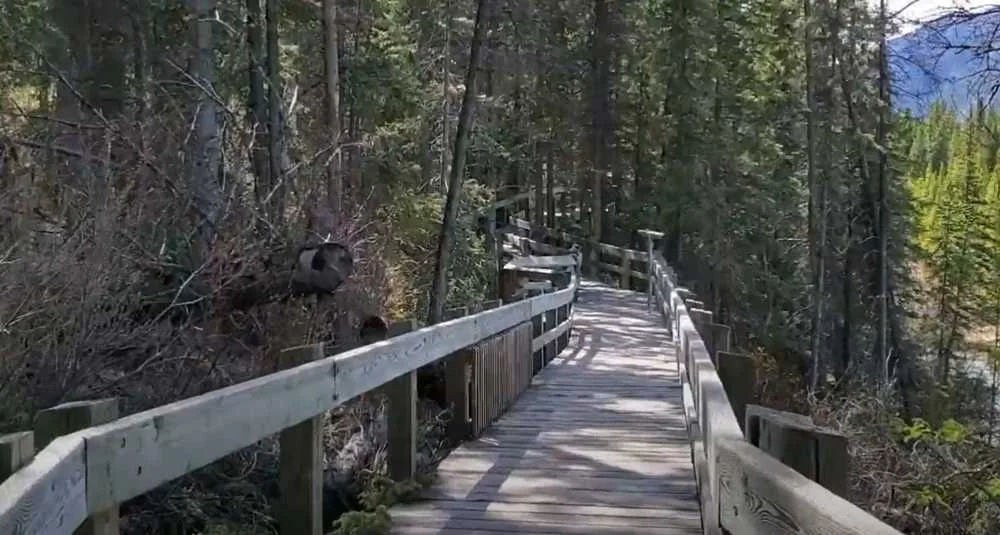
[389,280,701,534]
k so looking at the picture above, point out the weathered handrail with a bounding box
[503,218,649,289]
[642,232,901,535]
[0,261,580,534]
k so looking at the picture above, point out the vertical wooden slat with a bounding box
[492,340,499,421]
[473,352,481,435]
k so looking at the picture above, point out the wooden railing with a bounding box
[0,258,580,535]
[504,217,649,290]
[641,229,902,535]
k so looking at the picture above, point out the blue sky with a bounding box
[888,0,995,33]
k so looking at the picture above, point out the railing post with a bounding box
[698,322,730,365]
[278,343,324,535]
[385,320,420,482]
[717,351,755,434]
[620,251,631,290]
[35,398,121,535]
[443,307,472,442]
[544,290,558,364]
[557,303,569,352]
[644,236,654,309]
[0,431,34,482]
[707,323,732,362]
[744,405,849,497]
[688,308,712,344]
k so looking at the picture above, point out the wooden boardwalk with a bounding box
[390,280,701,534]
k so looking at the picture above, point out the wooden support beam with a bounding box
[0,432,34,483]
[278,343,325,535]
[717,352,755,434]
[35,399,120,535]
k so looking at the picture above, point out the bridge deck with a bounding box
[390,281,701,534]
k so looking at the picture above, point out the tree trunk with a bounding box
[876,0,890,388]
[246,0,270,209]
[129,0,149,155]
[440,0,451,193]
[187,0,223,256]
[533,140,545,229]
[546,144,556,228]
[804,0,825,392]
[589,0,613,274]
[265,0,286,224]
[322,0,342,226]
[427,0,490,325]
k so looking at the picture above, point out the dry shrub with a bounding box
[0,159,406,534]
[808,390,1000,535]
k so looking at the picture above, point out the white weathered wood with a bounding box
[531,317,573,353]
[504,254,578,270]
[502,234,568,255]
[79,271,577,513]
[0,435,88,535]
[717,438,900,534]
[647,248,902,535]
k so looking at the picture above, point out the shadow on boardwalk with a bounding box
[389,281,702,534]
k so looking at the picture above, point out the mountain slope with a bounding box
[890,8,1000,115]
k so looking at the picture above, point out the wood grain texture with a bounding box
[648,253,901,535]
[34,399,121,535]
[390,280,700,533]
[0,435,88,535]
[717,438,899,535]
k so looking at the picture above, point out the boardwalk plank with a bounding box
[390,280,700,534]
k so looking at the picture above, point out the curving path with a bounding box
[389,280,701,534]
